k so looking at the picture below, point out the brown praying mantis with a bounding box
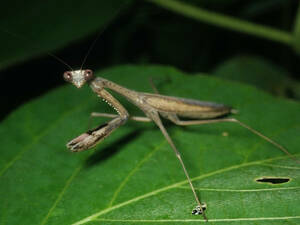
[63,69,296,220]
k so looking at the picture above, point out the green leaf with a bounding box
[0,0,132,70]
[1,65,299,225]
[213,55,300,100]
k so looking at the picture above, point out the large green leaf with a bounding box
[0,65,299,225]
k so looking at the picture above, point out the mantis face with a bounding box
[63,69,94,88]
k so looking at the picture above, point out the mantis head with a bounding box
[63,69,95,88]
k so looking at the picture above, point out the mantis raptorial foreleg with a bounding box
[68,88,129,151]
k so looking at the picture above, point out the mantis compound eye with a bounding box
[63,71,73,82]
[84,69,94,81]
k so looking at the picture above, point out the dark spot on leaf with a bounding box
[256,177,290,184]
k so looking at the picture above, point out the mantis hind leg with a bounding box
[164,114,296,161]
[147,110,207,219]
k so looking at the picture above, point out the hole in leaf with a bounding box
[256,177,290,184]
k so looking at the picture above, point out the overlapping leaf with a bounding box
[0,0,132,70]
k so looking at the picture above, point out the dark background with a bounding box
[1,0,299,121]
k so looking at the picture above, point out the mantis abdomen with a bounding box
[142,93,232,119]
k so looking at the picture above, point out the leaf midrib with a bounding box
[93,215,300,223]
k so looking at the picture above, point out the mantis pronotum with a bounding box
[64,69,295,220]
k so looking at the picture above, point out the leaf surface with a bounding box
[0,65,300,225]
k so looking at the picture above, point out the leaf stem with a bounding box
[148,0,293,45]
[292,3,300,52]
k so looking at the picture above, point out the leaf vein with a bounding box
[94,216,300,222]
[261,163,300,170]
[40,166,83,225]
[108,139,167,207]
[0,99,91,178]
[177,186,300,192]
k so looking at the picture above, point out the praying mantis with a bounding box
[63,69,295,220]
